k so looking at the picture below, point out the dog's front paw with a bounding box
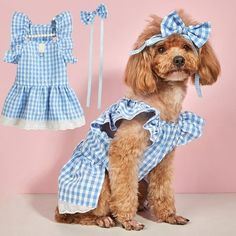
[121,219,145,231]
[96,216,116,228]
[158,214,190,225]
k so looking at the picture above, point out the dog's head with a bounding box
[125,10,221,95]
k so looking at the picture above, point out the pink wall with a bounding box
[0,0,235,194]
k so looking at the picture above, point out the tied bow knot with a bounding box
[161,11,211,48]
[181,27,188,35]
[80,4,108,25]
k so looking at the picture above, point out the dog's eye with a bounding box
[183,44,192,52]
[157,46,166,54]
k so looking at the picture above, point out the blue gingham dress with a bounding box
[0,11,85,130]
[58,98,204,213]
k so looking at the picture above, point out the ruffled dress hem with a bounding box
[58,201,95,214]
[0,115,85,130]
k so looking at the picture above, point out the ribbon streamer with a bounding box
[86,24,94,107]
[194,74,202,97]
[97,19,104,109]
[81,4,108,109]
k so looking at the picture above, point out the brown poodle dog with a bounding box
[55,10,220,230]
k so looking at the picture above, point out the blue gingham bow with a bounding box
[80,4,108,25]
[130,10,211,55]
[161,11,211,48]
[80,4,108,109]
[96,4,108,19]
[80,11,96,25]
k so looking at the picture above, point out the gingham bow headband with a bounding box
[81,4,108,109]
[130,11,211,97]
[161,11,210,48]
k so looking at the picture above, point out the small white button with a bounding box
[38,43,46,53]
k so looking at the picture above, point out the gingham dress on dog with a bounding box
[0,11,85,130]
[58,98,204,214]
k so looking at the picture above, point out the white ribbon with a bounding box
[86,24,94,107]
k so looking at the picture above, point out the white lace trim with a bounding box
[0,115,85,130]
[58,201,95,214]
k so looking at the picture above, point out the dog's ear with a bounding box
[197,42,221,85]
[178,9,221,85]
[124,50,156,95]
[124,15,162,95]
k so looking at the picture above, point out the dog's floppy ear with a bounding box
[178,9,221,85]
[197,42,221,85]
[124,50,156,95]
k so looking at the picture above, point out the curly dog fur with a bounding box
[55,10,220,230]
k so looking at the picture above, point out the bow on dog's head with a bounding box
[125,10,220,96]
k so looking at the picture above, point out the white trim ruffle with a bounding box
[58,200,95,214]
[0,115,85,130]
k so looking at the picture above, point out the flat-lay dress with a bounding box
[0,11,85,130]
[58,98,204,214]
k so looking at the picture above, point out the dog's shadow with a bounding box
[137,210,157,222]
[29,194,58,222]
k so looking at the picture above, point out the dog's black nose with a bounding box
[173,56,185,67]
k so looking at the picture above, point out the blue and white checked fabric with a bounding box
[80,4,108,25]
[130,10,211,55]
[58,98,204,213]
[0,11,85,130]
[161,11,211,48]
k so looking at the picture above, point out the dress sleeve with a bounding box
[4,12,30,64]
[92,99,157,132]
[176,111,205,146]
[54,11,78,64]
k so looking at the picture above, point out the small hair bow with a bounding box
[80,4,108,109]
[130,10,211,98]
[80,4,107,25]
[80,11,97,25]
[96,4,108,19]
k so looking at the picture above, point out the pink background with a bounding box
[0,0,235,194]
